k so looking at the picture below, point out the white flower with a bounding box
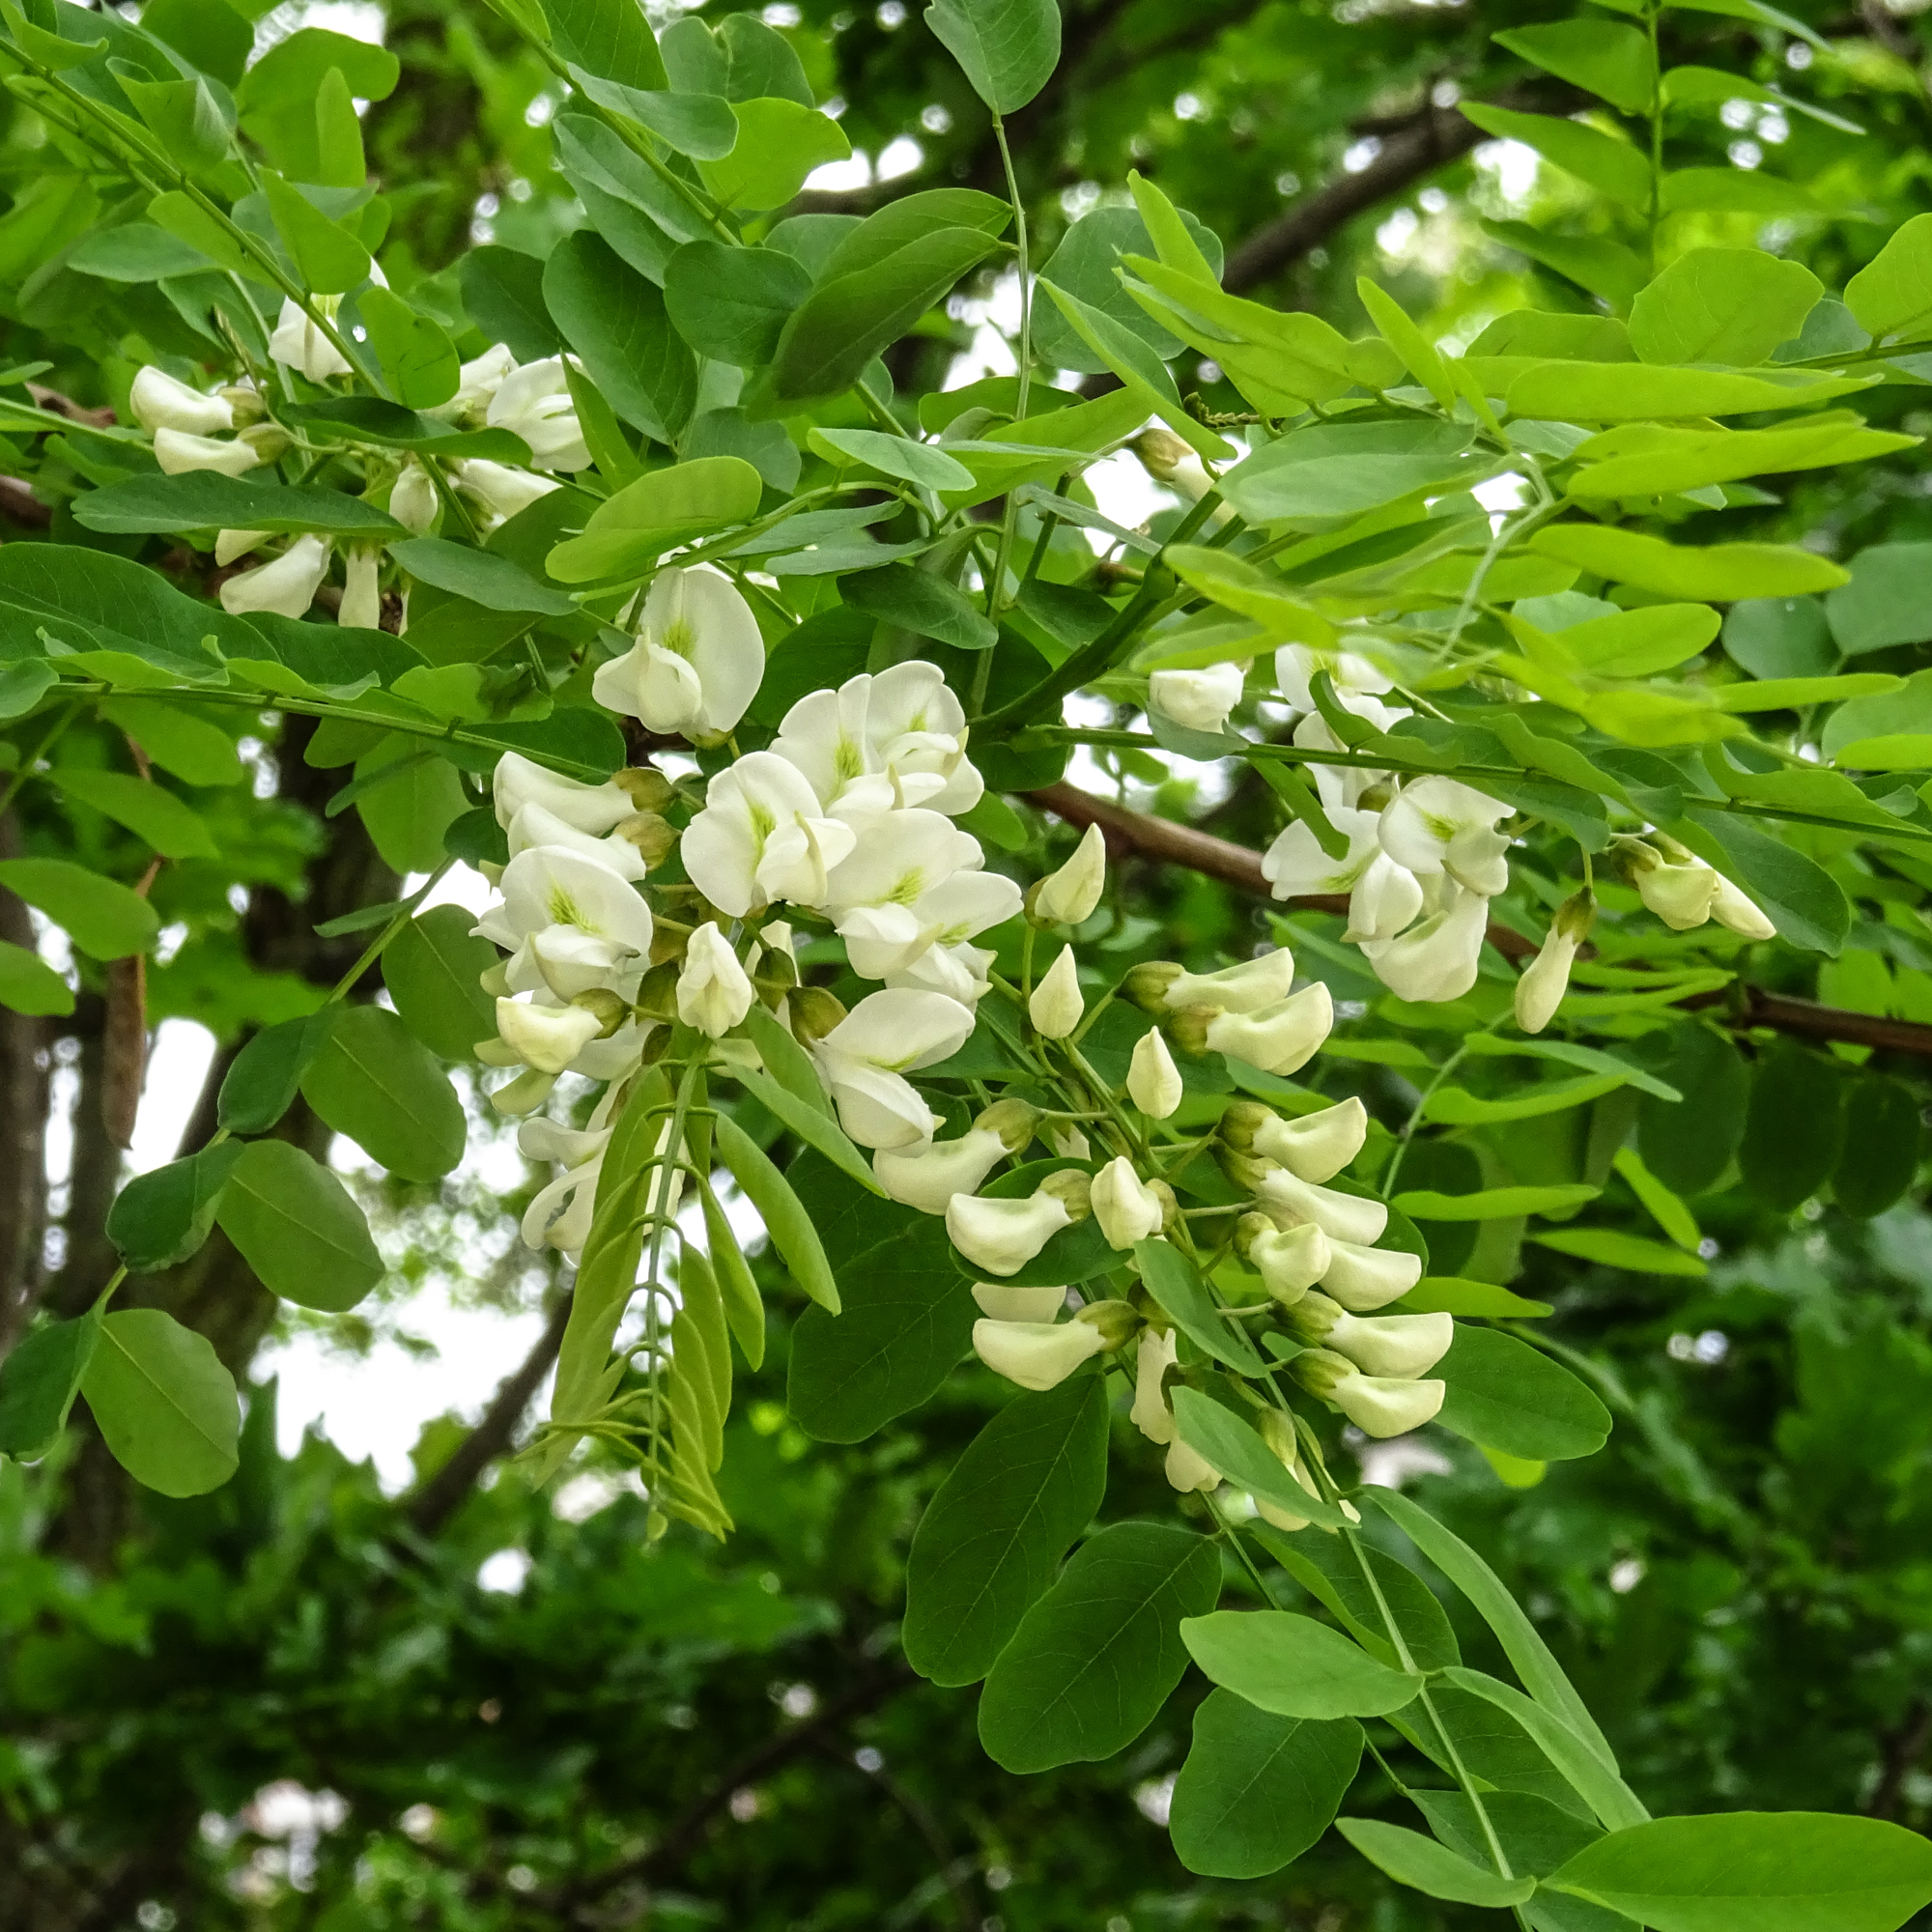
[1293,705,1402,811]
[947,1190,1071,1277]
[1378,777,1513,897]
[1274,642,1393,713]
[1710,874,1776,940]
[1163,949,1297,1014]
[504,804,651,886]
[811,988,974,1150]
[1255,1167,1387,1246]
[156,429,262,477]
[592,565,764,742]
[454,458,560,527]
[1030,945,1084,1038]
[1206,982,1333,1075]
[437,342,517,421]
[476,845,654,998]
[493,752,639,837]
[1516,892,1594,1035]
[390,458,440,533]
[677,922,754,1037]
[1253,1097,1367,1184]
[130,365,232,436]
[873,1126,1007,1213]
[1634,853,1719,929]
[1092,1156,1163,1250]
[771,663,981,819]
[494,996,603,1074]
[517,1116,611,1258]
[486,355,590,470]
[682,752,858,917]
[1127,1028,1182,1119]
[215,528,268,567]
[1262,805,1381,901]
[824,807,1007,944]
[1150,662,1246,735]
[1251,1220,1330,1304]
[973,1282,1068,1321]
[1294,1348,1444,1435]
[1033,822,1107,925]
[1327,1306,1453,1378]
[1320,1238,1421,1311]
[887,937,997,1006]
[1130,1326,1181,1444]
[219,535,330,619]
[270,296,353,381]
[339,548,382,631]
[1346,853,1426,944]
[972,1317,1104,1391]
[1358,878,1489,1004]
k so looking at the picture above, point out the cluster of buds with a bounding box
[1124,949,1333,1078]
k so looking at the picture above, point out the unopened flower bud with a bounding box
[786,985,847,1043]
[1320,1238,1421,1311]
[1164,950,1297,1015]
[1092,1156,1164,1251]
[876,1128,1007,1214]
[130,365,232,436]
[1030,823,1107,926]
[972,1317,1106,1390]
[1256,1167,1387,1246]
[1516,890,1594,1035]
[496,997,600,1074]
[339,546,382,632]
[975,1097,1044,1153]
[618,810,678,867]
[949,1187,1076,1277]
[1207,982,1334,1076]
[156,428,260,477]
[1030,945,1084,1038]
[239,422,293,463]
[1710,874,1776,940]
[615,768,678,812]
[1252,1097,1369,1183]
[1293,1349,1445,1436]
[973,1282,1067,1321]
[1217,1099,1277,1154]
[389,457,439,534]
[1252,1221,1329,1305]
[1127,1027,1183,1119]
[1123,960,1182,1013]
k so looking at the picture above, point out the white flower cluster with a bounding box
[126,334,588,625]
[1259,644,1513,1006]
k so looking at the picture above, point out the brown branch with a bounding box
[24,384,114,429]
[1868,1697,1932,1820]
[552,1660,918,1906]
[403,1291,573,1537]
[0,476,50,529]
[1023,780,1932,1059]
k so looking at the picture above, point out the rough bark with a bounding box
[0,811,50,1348]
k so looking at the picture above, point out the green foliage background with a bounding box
[6,0,1932,1926]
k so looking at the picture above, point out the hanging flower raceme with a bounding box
[593,566,765,744]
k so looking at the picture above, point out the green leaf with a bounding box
[214,1137,386,1313]
[543,0,669,94]
[1182,1608,1422,1720]
[904,1375,1110,1687]
[1492,19,1655,114]
[923,0,1061,113]
[1371,1488,1616,1768]
[314,64,366,187]
[1136,1238,1265,1375]
[702,1179,764,1371]
[810,427,975,494]
[0,1315,99,1461]
[1826,540,1932,656]
[1336,1819,1535,1908]
[544,232,696,444]
[547,455,764,582]
[0,937,72,1017]
[1460,102,1649,208]
[80,1308,239,1498]
[1435,1325,1612,1463]
[105,1142,244,1273]
[698,99,850,212]
[0,858,157,960]
[382,907,498,1062]
[1522,602,1721,678]
[460,243,564,360]
[1220,419,1488,526]
[217,1013,328,1135]
[0,660,55,722]
[1251,1523,1461,1673]
[47,768,214,860]
[1516,363,1867,424]
[1846,212,1932,344]
[1545,1812,1932,1932]
[1569,417,1914,497]
[1424,1073,1627,1125]
[351,738,469,876]
[1721,676,1902,714]
[978,1520,1221,1773]
[1461,1033,1681,1100]
[358,286,459,410]
[1529,1227,1707,1277]
[1834,1075,1921,1219]
[1481,219,1647,304]
[73,473,406,538]
[564,69,738,158]
[1393,1183,1598,1221]
[1627,247,1822,366]
[1169,1694,1362,1880]
[1399,1277,1554,1318]
[112,62,235,173]
[299,1005,467,1181]
[69,220,216,282]
[716,1115,840,1315]
[1738,1038,1844,1210]
[664,241,811,366]
[785,1153,972,1439]
[280,395,531,465]
[1529,526,1845,601]
[388,536,576,616]
[769,194,1009,403]
[1673,807,1851,955]
[260,170,370,296]
[1037,205,1226,374]
[840,562,998,650]
[1169,1387,1351,1530]
[730,1063,877,1193]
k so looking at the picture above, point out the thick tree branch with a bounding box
[1024,780,1932,1060]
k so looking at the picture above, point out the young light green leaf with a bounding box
[0,859,158,961]
[904,1374,1110,1686]
[80,1308,240,1498]
[809,427,975,493]
[1530,526,1846,601]
[701,1179,765,1370]
[299,1006,467,1181]
[0,937,73,1018]
[923,0,1061,114]
[729,1063,878,1193]
[47,769,215,860]
[699,99,851,212]
[214,1138,386,1312]
[382,907,498,1063]
[979,1521,1221,1772]
[1335,1819,1535,1908]
[1180,1610,1422,1720]
[1529,1227,1707,1277]
[1135,1239,1265,1374]
[1846,212,1932,345]
[1627,246,1822,366]
[547,455,764,582]
[260,170,371,295]
[1393,1183,1598,1221]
